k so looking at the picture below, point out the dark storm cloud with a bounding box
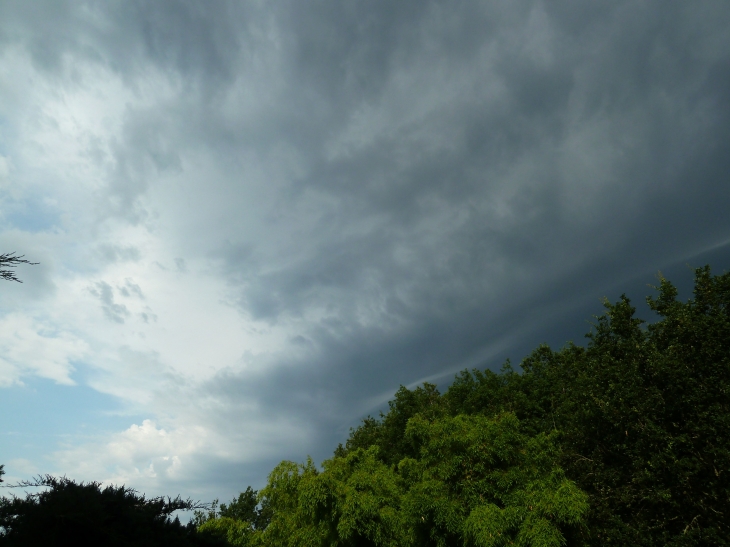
[110,0,730,444]
[4,0,730,471]
[0,0,247,81]
[195,0,730,461]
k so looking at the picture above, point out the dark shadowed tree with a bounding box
[0,475,226,547]
[219,487,272,530]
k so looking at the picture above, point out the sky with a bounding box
[1,0,730,506]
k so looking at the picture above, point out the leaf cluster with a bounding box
[201,413,587,547]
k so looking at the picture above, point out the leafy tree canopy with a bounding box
[202,413,587,547]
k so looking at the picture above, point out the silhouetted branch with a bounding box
[0,474,209,513]
[0,252,39,283]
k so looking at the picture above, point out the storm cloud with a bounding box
[1,0,729,502]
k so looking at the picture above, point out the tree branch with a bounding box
[0,252,39,283]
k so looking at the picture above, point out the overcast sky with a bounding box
[1,0,730,505]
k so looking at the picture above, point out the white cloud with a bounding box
[0,313,88,386]
[1,458,39,485]
[49,409,312,500]
[48,419,205,493]
[0,155,11,190]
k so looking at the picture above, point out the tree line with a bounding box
[2,266,729,545]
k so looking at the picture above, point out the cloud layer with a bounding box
[1,0,730,502]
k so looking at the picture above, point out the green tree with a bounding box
[194,487,273,546]
[219,487,272,530]
[402,413,588,547]
[340,383,446,465]
[341,266,730,546]
[298,447,409,547]
[199,518,254,547]
[555,268,730,546]
[242,414,586,547]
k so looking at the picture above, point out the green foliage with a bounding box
[343,383,447,466]
[0,475,224,546]
[498,268,730,545]
[296,447,409,547]
[220,487,272,530]
[224,415,585,547]
[336,266,730,546]
[199,517,254,547]
[192,499,222,529]
[220,488,258,523]
[403,413,587,547]
[193,488,272,533]
[224,452,407,547]
[573,267,730,546]
[255,459,324,547]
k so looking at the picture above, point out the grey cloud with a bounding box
[89,281,129,324]
[140,308,158,324]
[96,244,141,264]
[33,0,729,381]
[196,0,730,447]
[102,107,185,222]
[119,279,144,299]
[0,240,55,302]
[0,0,248,84]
